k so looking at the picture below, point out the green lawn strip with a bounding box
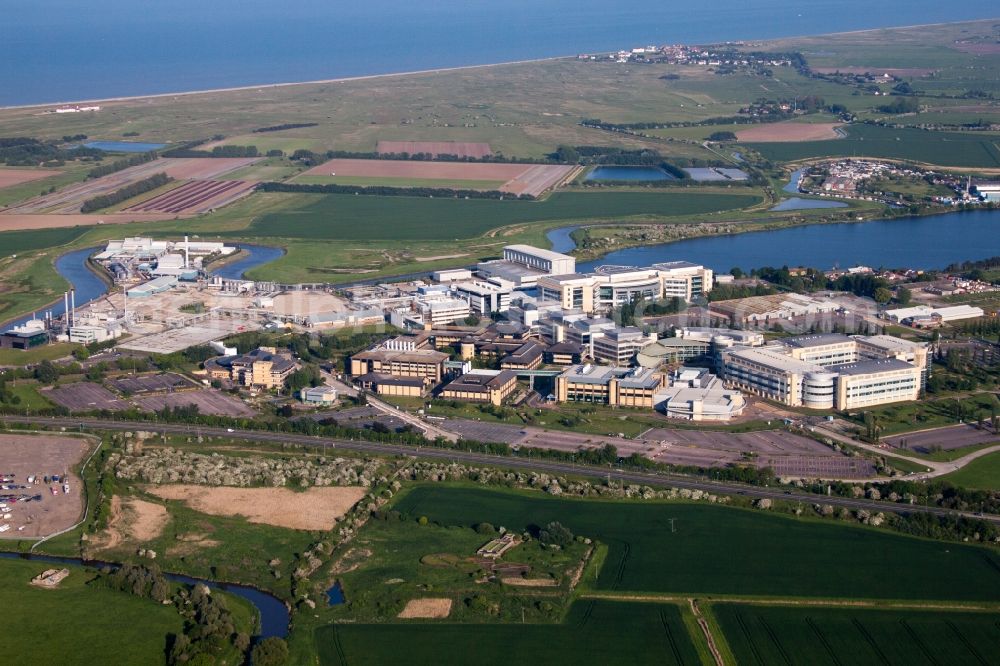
[713,602,1000,666]
[248,191,763,241]
[0,166,91,207]
[314,599,700,666]
[390,485,1000,602]
[852,393,1000,436]
[942,450,1000,491]
[0,342,78,366]
[0,557,185,665]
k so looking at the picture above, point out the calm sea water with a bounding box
[2,1,997,106]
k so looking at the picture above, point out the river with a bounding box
[211,244,286,280]
[560,209,1000,273]
[3,1,998,106]
[0,551,290,639]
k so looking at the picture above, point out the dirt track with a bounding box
[146,484,366,530]
[301,158,527,180]
[377,141,492,158]
[736,122,843,142]
[0,168,60,190]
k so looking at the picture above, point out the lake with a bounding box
[769,197,848,211]
[2,1,997,105]
[584,166,675,182]
[83,141,166,153]
[570,209,1000,273]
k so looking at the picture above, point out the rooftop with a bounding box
[504,244,574,262]
[828,358,917,376]
[781,333,853,349]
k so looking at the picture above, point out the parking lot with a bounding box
[0,433,90,538]
[44,383,130,412]
[136,389,255,417]
[107,372,195,395]
[885,424,1000,453]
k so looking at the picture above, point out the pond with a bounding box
[83,141,167,152]
[584,166,676,182]
[769,197,849,211]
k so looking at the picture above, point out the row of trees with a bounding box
[87,151,158,179]
[0,136,104,166]
[252,122,318,133]
[80,172,171,213]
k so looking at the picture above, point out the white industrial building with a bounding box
[476,244,576,287]
[720,333,928,410]
[883,304,985,324]
[655,368,746,421]
[536,262,713,314]
[452,279,514,314]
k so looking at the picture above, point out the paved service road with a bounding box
[5,416,998,525]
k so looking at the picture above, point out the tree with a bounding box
[34,361,59,384]
[873,287,893,304]
[538,521,573,548]
[554,145,580,163]
[896,286,912,305]
[250,637,289,666]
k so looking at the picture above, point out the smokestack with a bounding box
[184,235,190,269]
[70,290,76,328]
[123,285,127,321]
[64,292,69,325]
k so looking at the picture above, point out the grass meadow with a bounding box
[0,557,184,665]
[943,451,1000,491]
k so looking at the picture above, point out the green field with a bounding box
[317,600,700,666]
[745,125,1000,167]
[714,603,1000,666]
[393,486,1000,601]
[0,226,89,254]
[0,558,185,665]
[250,191,763,240]
[942,451,1000,490]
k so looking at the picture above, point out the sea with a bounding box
[1,0,998,106]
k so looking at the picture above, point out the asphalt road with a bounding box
[6,415,997,524]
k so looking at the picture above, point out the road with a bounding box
[6,415,998,525]
[322,372,458,443]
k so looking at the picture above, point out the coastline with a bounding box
[2,17,996,112]
[0,55,572,112]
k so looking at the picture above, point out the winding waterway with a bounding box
[211,244,286,280]
[0,551,290,639]
[557,209,1000,273]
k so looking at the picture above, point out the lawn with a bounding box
[0,342,78,366]
[713,603,1000,666]
[392,485,1000,601]
[0,557,185,665]
[249,191,763,241]
[316,600,700,666]
[851,393,1000,436]
[942,451,1000,491]
[744,125,1000,167]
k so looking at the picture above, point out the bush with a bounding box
[250,637,289,666]
[538,521,573,548]
[475,522,496,535]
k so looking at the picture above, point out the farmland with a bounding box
[124,178,257,214]
[249,191,763,241]
[713,604,1000,665]
[0,167,61,190]
[295,158,577,197]
[392,485,1000,601]
[743,125,1000,167]
[317,600,700,666]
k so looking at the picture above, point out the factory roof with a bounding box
[781,333,853,349]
